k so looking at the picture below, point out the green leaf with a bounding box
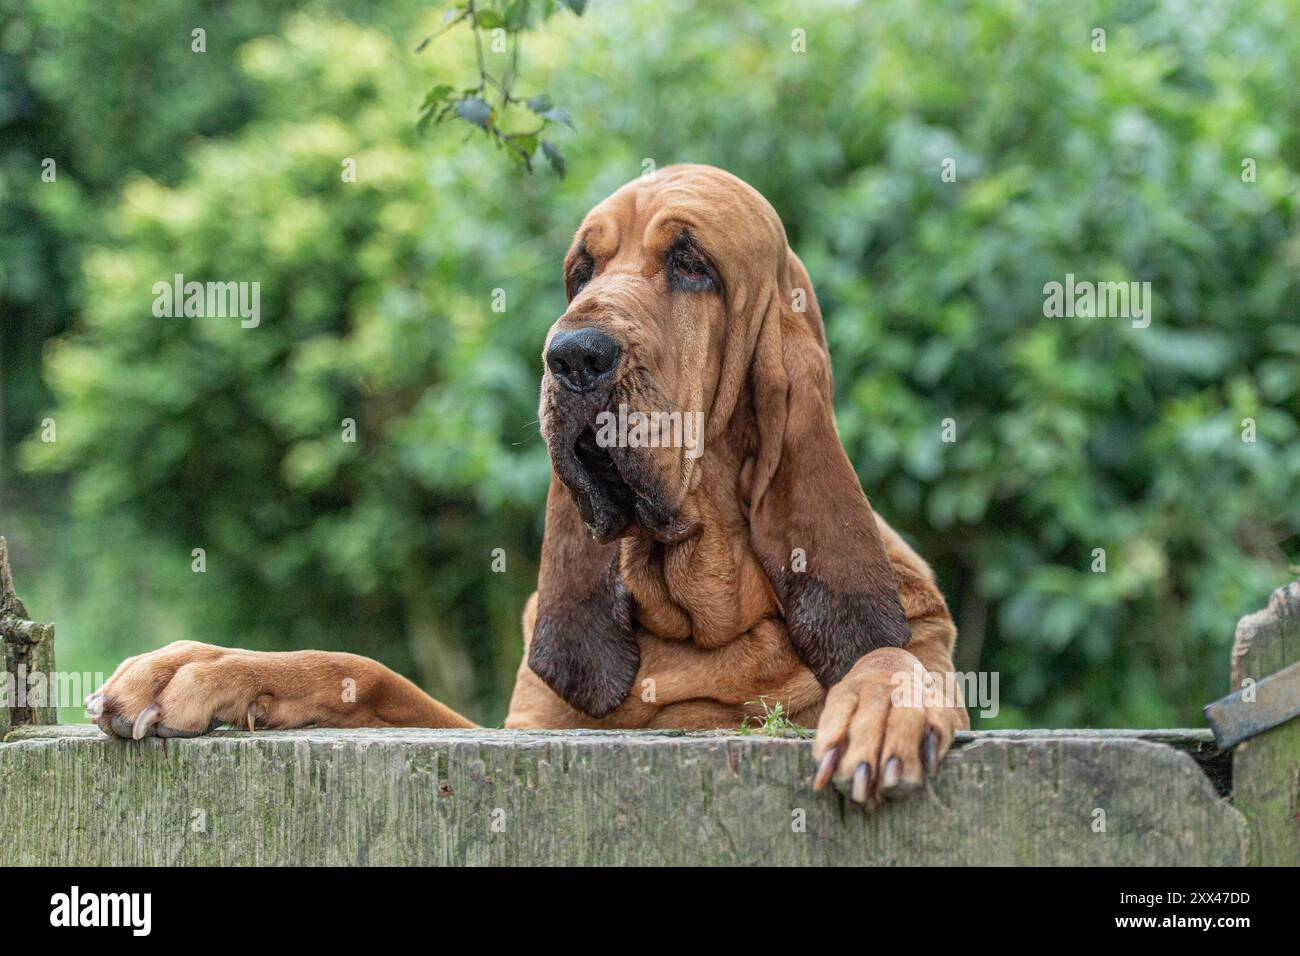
[505,0,533,30]
[454,96,493,130]
[420,85,455,110]
[525,93,554,113]
[539,107,573,129]
[541,139,566,177]
[417,85,457,133]
[475,9,506,29]
[560,0,587,15]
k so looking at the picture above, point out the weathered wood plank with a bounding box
[0,726,1246,866]
[1229,580,1300,866]
[958,728,1232,796]
[0,537,57,736]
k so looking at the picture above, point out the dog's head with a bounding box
[531,165,910,717]
[539,164,786,543]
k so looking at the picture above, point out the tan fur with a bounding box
[89,165,967,806]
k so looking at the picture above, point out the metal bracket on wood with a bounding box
[1205,658,1300,749]
[1,536,58,733]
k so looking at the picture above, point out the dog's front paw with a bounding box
[811,647,966,808]
[85,640,252,740]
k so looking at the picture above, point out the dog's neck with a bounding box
[617,400,777,649]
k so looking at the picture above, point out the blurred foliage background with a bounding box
[1,0,1297,727]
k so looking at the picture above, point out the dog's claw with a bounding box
[850,762,872,804]
[882,755,902,790]
[922,728,939,776]
[132,704,161,740]
[813,745,841,791]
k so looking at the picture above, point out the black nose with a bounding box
[546,327,621,393]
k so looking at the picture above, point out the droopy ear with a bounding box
[527,473,639,717]
[747,252,911,687]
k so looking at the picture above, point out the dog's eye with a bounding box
[668,241,716,292]
[566,256,594,300]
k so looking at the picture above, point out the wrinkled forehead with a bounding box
[570,166,789,270]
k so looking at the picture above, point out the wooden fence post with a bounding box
[0,537,58,735]
[1228,579,1300,866]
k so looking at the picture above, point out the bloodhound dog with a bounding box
[87,165,967,806]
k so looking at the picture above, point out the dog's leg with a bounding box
[810,524,970,807]
[85,641,475,739]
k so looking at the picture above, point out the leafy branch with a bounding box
[416,0,584,175]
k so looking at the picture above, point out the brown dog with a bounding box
[86,165,967,806]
